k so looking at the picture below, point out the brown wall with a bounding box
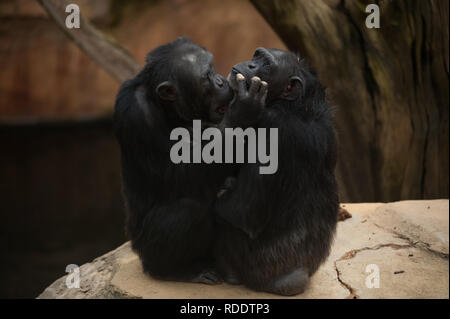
[0,0,285,121]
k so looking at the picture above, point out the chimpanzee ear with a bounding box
[281,76,304,101]
[156,81,177,101]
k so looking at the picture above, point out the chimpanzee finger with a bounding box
[249,76,262,97]
[257,81,268,103]
[236,73,247,97]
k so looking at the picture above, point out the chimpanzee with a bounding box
[215,48,340,295]
[113,38,267,284]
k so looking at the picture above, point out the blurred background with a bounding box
[0,0,448,298]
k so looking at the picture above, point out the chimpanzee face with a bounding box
[228,47,304,102]
[153,38,233,123]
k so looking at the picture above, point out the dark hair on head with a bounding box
[137,37,202,101]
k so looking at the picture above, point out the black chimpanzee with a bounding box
[215,48,340,295]
[113,38,267,284]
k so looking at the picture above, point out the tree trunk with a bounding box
[251,0,449,202]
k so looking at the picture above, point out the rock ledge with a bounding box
[38,200,449,299]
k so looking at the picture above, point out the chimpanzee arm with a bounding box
[215,107,337,239]
[129,197,214,253]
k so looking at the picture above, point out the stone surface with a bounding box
[38,200,449,299]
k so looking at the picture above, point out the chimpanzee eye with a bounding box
[214,74,224,87]
[253,49,263,58]
[202,69,212,80]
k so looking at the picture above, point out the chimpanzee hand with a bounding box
[225,73,268,128]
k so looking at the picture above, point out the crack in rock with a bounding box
[373,223,449,259]
[333,243,412,299]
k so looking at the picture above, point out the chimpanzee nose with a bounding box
[248,62,257,70]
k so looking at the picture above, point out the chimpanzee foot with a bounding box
[338,206,352,221]
[264,268,310,296]
[224,273,241,285]
[191,269,223,285]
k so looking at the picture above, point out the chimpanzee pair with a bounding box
[114,38,339,295]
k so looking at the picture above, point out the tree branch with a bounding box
[37,0,140,83]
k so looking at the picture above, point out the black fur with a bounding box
[216,48,339,295]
